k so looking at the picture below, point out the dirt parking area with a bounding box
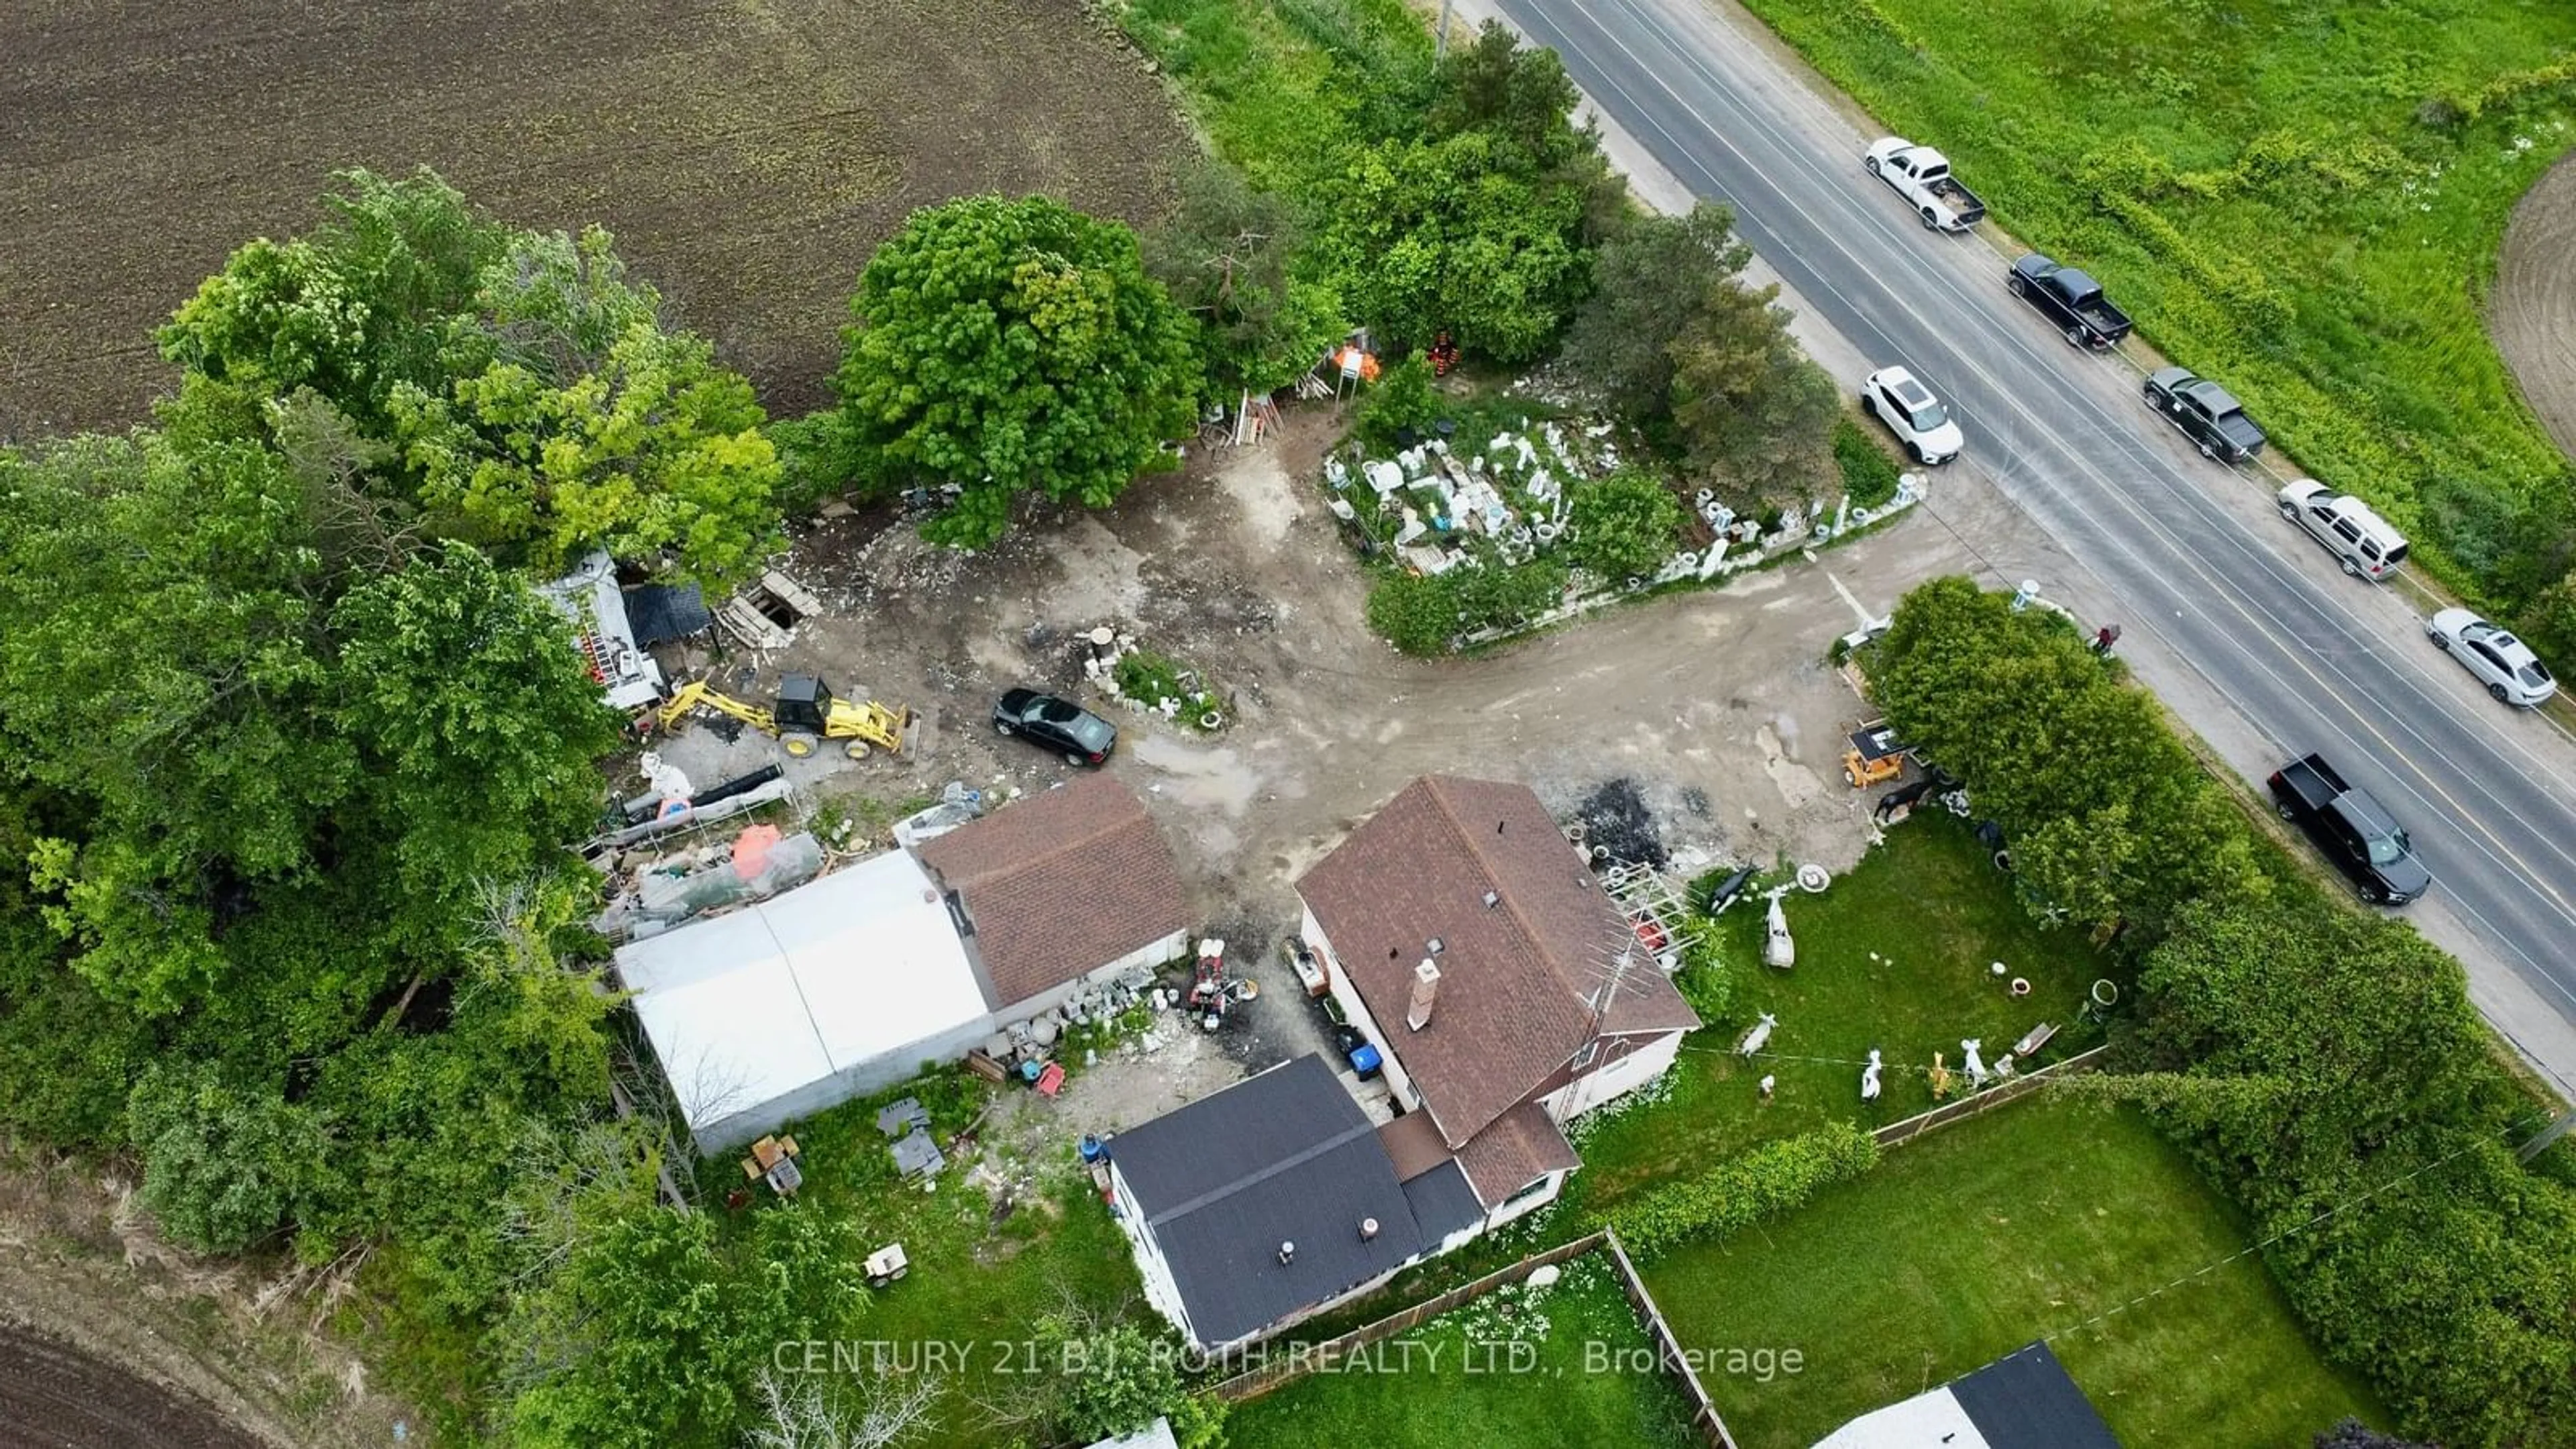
[0,0,1185,437]
[645,398,2091,1098]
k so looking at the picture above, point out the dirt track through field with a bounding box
[2491,151,2576,464]
[0,1324,268,1449]
[0,0,1187,437]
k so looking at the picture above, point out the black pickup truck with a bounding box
[2143,366,2266,464]
[2007,254,2133,350]
[2267,753,2430,906]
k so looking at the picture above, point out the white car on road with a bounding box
[2426,608,2557,707]
[1861,366,1964,466]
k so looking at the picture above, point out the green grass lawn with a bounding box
[1224,1250,1702,1449]
[1643,1097,2385,1447]
[1571,814,2121,1209]
[1735,0,2576,608]
[716,1075,1147,1449]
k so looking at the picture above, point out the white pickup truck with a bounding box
[1863,138,1988,231]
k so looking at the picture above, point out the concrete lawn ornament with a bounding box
[1758,1074,1777,1097]
[639,751,692,807]
[1764,896,1796,969]
[1738,1012,1778,1058]
[1962,1038,1989,1090]
[1860,1049,1884,1102]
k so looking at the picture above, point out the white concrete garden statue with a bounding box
[1738,1012,1778,1058]
[1860,1049,1883,1102]
[1961,1038,1988,1090]
[1764,896,1796,969]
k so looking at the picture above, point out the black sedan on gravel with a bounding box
[993,688,1117,765]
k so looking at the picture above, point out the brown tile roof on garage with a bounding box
[1296,776,1699,1151]
[916,773,1187,1009]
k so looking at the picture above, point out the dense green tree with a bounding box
[158,169,779,584]
[1144,161,1346,398]
[0,433,340,1010]
[1670,282,1839,498]
[388,230,783,580]
[1309,131,1591,364]
[125,1061,329,1254]
[835,195,1201,549]
[158,168,502,438]
[1426,21,1597,172]
[1564,469,1690,582]
[504,1205,864,1449]
[327,544,623,926]
[1866,577,2263,936]
[1564,204,1754,448]
[1047,1320,1188,1443]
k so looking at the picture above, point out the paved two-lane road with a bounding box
[1495,0,2576,1094]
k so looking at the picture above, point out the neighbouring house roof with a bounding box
[1296,775,1699,1149]
[1111,1055,1431,1347]
[1816,1341,2121,1449]
[916,774,1189,1010]
[1455,1101,1581,1206]
[613,849,992,1138]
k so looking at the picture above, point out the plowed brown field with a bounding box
[0,0,1187,437]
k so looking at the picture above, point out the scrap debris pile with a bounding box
[1324,409,1933,605]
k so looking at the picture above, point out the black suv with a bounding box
[2143,366,2265,464]
[993,688,1117,765]
[2267,753,2430,906]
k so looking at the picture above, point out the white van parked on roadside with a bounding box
[2277,480,2408,582]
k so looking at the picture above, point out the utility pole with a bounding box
[1436,0,1454,62]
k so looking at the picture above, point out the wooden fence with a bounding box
[1195,1044,2110,1431]
[1870,1043,2110,1148]
[1603,1228,1738,1448]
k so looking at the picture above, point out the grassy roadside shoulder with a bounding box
[1731,0,2576,631]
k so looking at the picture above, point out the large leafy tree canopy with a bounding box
[835,194,1201,548]
[1868,576,2263,937]
[159,168,780,586]
[1305,21,1625,364]
[0,423,626,1393]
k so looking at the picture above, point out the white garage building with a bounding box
[616,774,1189,1154]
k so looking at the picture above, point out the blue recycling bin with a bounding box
[1349,1043,1383,1079]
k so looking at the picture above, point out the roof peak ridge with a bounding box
[1421,777,1593,1012]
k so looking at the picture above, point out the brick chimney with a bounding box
[1407,958,1441,1032]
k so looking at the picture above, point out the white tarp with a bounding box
[539,549,666,710]
[614,850,994,1146]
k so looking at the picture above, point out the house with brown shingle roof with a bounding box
[1298,775,1700,1227]
[917,772,1190,1016]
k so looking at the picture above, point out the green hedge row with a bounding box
[1606,1122,1880,1260]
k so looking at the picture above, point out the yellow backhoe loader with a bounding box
[656,674,909,759]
